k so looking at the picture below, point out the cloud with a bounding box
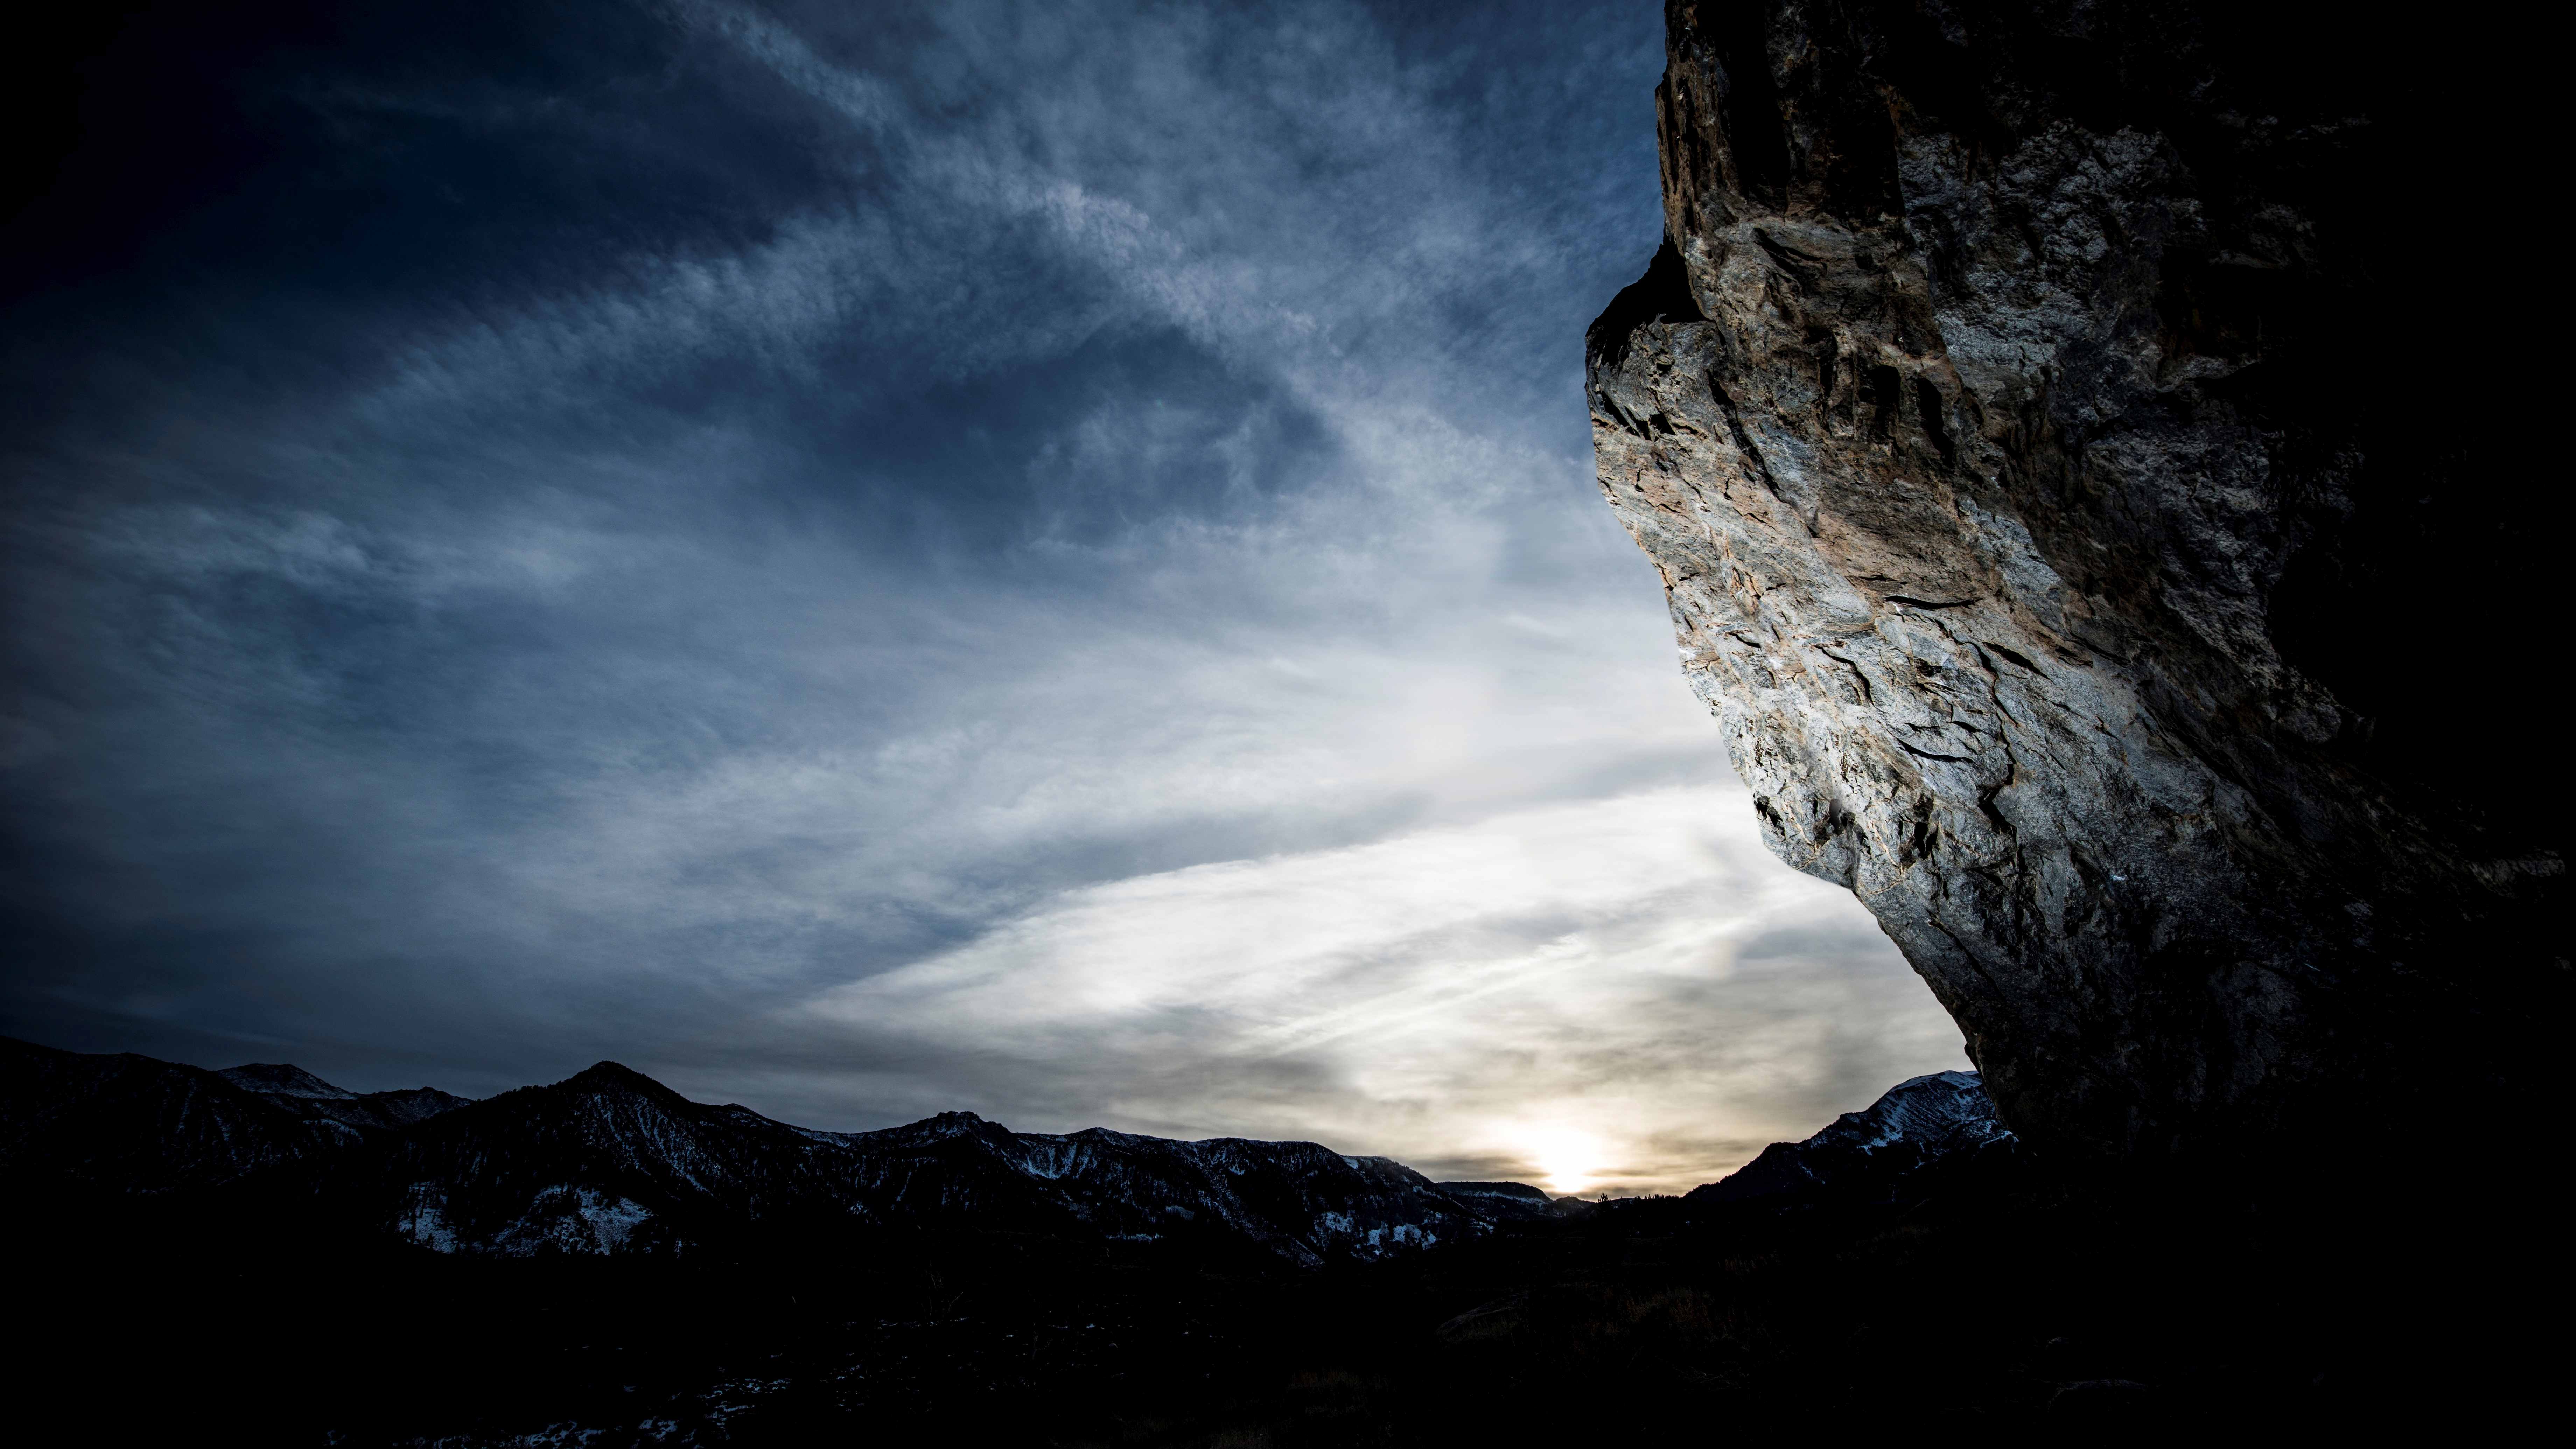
[777,785,1961,1194]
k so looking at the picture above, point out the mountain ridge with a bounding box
[7,1036,2018,1266]
[219,1057,475,1137]
[344,1060,1500,1264]
[0,1038,1545,1265]
[5,1031,2009,1248]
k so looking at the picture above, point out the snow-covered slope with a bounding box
[1687,1071,2018,1211]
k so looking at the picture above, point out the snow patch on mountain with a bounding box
[488,1187,658,1256]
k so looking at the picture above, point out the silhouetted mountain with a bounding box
[1,1042,1505,1264]
[1687,1070,2017,1213]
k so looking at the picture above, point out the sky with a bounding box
[0,0,1965,1196]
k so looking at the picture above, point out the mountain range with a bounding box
[1,1038,1511,1264]
[1,1037,2014,1264]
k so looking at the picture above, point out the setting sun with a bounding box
[1520,1127,1605,1197]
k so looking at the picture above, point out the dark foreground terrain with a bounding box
[10,1127,2553,1443]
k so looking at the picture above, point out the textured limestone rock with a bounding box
[1590,1,2561,1159]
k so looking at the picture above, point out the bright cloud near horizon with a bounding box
[0,0,1965,1194]
[794,785,1959,1194]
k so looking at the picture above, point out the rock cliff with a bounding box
[1589,1,2561,1160]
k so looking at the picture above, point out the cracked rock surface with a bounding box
[1589,0,2560,1159]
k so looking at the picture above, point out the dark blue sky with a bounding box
[2,0,1960,1192]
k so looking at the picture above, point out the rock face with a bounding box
[1688,1069,2014,1210]
[1588,1,2560,1160]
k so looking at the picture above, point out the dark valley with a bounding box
[5,1036,2530,1441]
[4,1035,2011,1441]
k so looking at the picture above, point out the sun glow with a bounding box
[1521,1127,1605,1197]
